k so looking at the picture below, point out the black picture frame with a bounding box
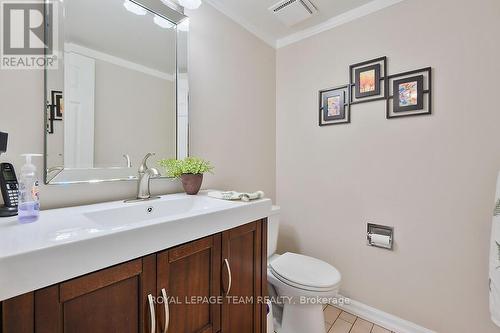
[46,102,54,134]
[323,90,345,121]
[55,94,63,118]
[319,85,350,126]
[354,64,381,98]
[51,90,63,120]
[0,132,7,155]
[392,75,424,112]
[386,67,432,119]
[349,56,387,104]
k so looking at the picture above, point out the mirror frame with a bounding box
[43,0,189,185]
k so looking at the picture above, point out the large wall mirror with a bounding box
[44,0,189,184]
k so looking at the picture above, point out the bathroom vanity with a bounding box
[3,0,275,330]
[0,193,272,333]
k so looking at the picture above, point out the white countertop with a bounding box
[0,191,272,301]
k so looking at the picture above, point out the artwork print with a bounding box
[354,64,381,98]
[327,95,342,117]
[319,85,350,126]
[398,81,418,107]
[392,75,424,113]
[51,90,64,120]
[359,69,376,94]
[319,57,431,123]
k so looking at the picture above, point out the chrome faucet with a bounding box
[132,153,160,201]
[123,154,132,168]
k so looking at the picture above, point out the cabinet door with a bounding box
[221,221,264,333]
[157,235,221,333]
[34,256,156,333]
[1,292,35,333]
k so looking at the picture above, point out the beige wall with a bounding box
[187,4,276,200]
[93,59,176,170]
[276,0,500,332]
[0,1,276,209]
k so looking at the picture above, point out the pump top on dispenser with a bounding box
[18,154,42,224]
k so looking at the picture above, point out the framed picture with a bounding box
[355,64,381,98]
[386,67,432,119]
[51,90,63,120]
[46,102,54,134]
[319,85,350,126]
[393,75,423,112]
[349,56,387,104]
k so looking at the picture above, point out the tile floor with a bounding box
[272,304,395,333]
[323,305,394,333]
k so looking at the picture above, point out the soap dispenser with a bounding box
[18,154,42,224]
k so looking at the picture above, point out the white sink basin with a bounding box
[0,191,272,301]
[84,196,229,227]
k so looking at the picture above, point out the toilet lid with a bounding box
[269,252,341,289]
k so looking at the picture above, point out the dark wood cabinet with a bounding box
[221,221,266,333]
[51,257,154,333]
[157,234,221,333]
[1,256,156,333]
[0,220,267,333]
[1,292,35,333]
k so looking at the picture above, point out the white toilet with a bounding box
[267,206,341,333]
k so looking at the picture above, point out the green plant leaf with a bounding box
[158,157,214,178]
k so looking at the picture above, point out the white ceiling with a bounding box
[65,0,177,72]
[202,0,405,48]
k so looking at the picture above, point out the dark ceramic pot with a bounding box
[181,173,203,195]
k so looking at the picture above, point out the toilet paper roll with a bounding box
[370,234,391,247]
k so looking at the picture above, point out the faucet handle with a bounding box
[139,153,156,173]
[148,167,160,178]
[123,154,132,168]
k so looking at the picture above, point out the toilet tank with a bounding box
[267,206,280,258]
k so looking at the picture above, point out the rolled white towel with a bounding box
[208,190,265,202]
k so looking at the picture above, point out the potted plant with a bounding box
[159,157,214,195]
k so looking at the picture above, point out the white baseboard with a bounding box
[335,295,436,333]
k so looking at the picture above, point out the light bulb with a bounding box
[178,0,201,10]
[123,0,147,15]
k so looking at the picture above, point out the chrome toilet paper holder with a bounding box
[367,223,393,250]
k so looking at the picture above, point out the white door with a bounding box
[64,52,95,169]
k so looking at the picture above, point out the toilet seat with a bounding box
[269,252,341,292]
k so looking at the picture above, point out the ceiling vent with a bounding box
[269,0,318,27]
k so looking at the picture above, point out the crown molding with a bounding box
[65,43,175,81]
[203,0,405,50]
[277,0,405,48]
[203,0,278,48]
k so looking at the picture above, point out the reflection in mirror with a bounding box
[45,0,188,184]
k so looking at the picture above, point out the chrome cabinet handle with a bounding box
[162,288,170,333]
[224,258,232,295]
[148,294,156,333]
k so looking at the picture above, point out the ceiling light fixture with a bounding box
[177,0,202,10]
[154,15,174,29]
[123,0,147,15]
